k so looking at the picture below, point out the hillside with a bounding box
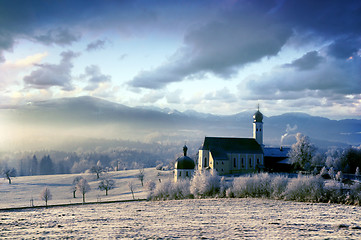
[0,96,360,152]
[0,168,172,209]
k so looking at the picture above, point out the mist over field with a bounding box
[1,96,360,154]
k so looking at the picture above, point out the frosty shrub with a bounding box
[230,173,282,199]
[328,167,336,179]
[190,170,221,198]
[346,182,361,205]
[323,180,345,203]
[284,175,324,202]
[335,171,343,182]
[149,179,191,200]
[270,175,289,199]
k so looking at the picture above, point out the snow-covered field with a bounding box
[0,168,171,209]
[2,198,361,239]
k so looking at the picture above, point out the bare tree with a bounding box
[128,181,135,200]
[40,187,52,207]
[2,168,16,184]
[72,176,84,198]
[137,168,145,187]
[76,178,91,203]
[90,165,104,179]
[98,177,116,196]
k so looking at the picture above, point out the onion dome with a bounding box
[253,110,263,123]
[174,145,195,170]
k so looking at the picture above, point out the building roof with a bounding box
[175,156,195,169]
[263,147,290,158]
[201,137,263,160]
[253,110,263,123]
[175,144,195,170]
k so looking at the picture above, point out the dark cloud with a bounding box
[128,0,361,90]
[283,51,325,71]
[82,65,111,91]
[86,39,107,52]
[327,37,361,59]
[34,28,80,46]
[23,51,79,91]
[245,57,361,100]
[129,11,292,89]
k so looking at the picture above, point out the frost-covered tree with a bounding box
[288,133,316,171]
[190,170,221,198]
[39,155,54,175]
[137,168,145,187]
[77,179,91,203]
[40,187,52,207]
[328,167,336,179]
[90,162,104,179]
[98,177,116,196]
[335,171,343,182]
[2,168,16,184]
[128,181,135,200]
[72,176,84,198]
[30,155,38,176]
[356,167,360,178]
[320,166,329,178]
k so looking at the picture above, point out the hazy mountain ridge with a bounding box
[2,96,360,151]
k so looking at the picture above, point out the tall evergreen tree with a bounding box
[39,155,54,175]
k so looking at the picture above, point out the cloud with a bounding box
[81,65,111,91]
[327,37,361,59]
[86,39,107,52]
[23,51,79,91]
[205,88,237,103]
[283,51,325,71]
[33,28,80,46]
[128,11,292,89]
[245,57,361,101]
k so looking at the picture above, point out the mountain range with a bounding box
[1,96,360,151]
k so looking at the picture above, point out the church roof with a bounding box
[253,110,263,123]
[175,156,195,169]
[201,137,263,160]
[175,144,195,170]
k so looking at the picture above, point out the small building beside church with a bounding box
[174,145,195,181]
[198,109,265,175]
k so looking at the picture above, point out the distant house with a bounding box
[263,147,292,172]
[197,108,292,175]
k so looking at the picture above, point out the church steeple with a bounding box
[253,106,263,146]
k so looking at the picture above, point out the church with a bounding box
[174,108,291,179]
[197,109,265,175]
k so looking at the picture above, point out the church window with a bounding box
[179,171,181,176]
[257,158,260,165]
[233,158,236,168]
[186,171,189,177]
[249,158,252,168]
[241,158,244,168]
[204,157,208,167]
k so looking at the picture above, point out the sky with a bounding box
[0,0,360,120]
